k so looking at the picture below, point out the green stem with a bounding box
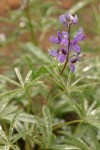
[53,119,83,130]
[25,137,31,150]
[24,88,35,114]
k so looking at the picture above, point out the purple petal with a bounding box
[60,11,78,26]
[60,14,66,24]
[72,15,78,24]
[65,11,72,21]
[65,12,78,25]
[50,36,60,44]
[49,50,59,57]
[57,31,62,42]
[62,31,68,38]
[70,63,75,72]
[74,28,85,42]
[60,31,68,46]
[73,44,81,53]
[61,48,67,55]
[69,41,73,51]
[58,54,66,63]
[60,38,68,46]
[70,55,81,63]
[70,58,78,63]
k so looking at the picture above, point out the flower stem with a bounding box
[53,119,83,130]
[60,24,71,75]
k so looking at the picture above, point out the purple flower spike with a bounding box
[50,31,62,44]
[49,10,85,74]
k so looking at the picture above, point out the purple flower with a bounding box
[60,11,78,26]
[69,56,80,72]
[50,31,69,47]
[73,28,85,42]
[50,31,62,44]
[60,31,68,46]
[70,44,81,53]
[49,50,59,58]
[49,48,67,63]
[70,63,75,72]
[70,28,85,53]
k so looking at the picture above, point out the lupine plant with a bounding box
[49,11,85,73]
[0,0,100,150]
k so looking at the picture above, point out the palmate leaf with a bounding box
[14,112,36,144]
[50,144,80,150]
[0,145,9,150]
[89,126,100,150]
[0,142,20,150]
[24,70,33,84]
[0,75,21,87]
[0,89,22,122]
[73,102,85,118]
[0,89,21,117]
[15,68,48,98]
[0,125,8,145]
[77,99,100,130]
[15,119,35,135]
[74,98,100,130]
[45,66,66,90]
[0,126,10,149]
[9,110,21,139]
[87,119,100,130]
[15,68,24,87]
[85,106,100,130]
[11,145,20,150]
[0,103,18,121]
[18,113,36,124]
[60,131,90,150]
[0,113,34,149]
[77,124,99,149]
[12,129,32,144]
[35,105,53,148]
[0,137,7,145]
[35,117,46,144]
[43,105,52,146]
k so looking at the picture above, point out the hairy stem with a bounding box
[60,24,71,75]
